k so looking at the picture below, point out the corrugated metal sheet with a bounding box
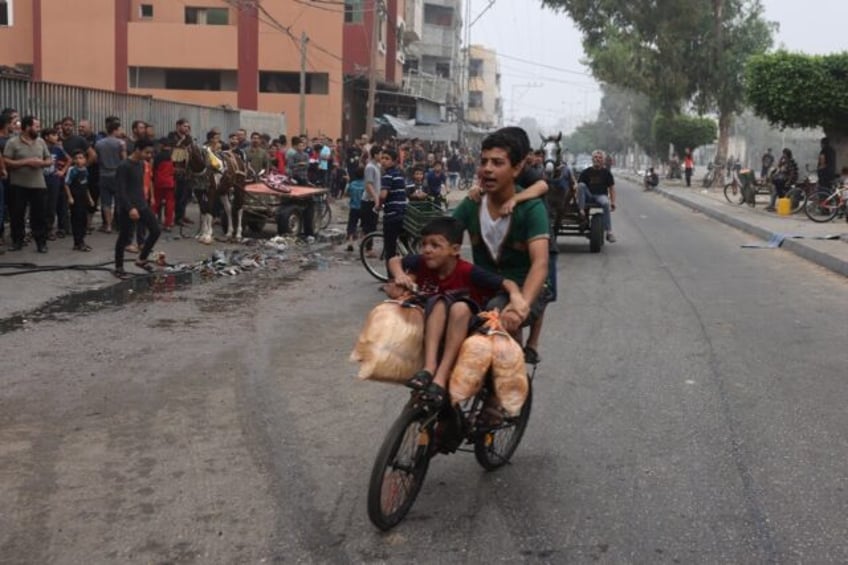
[0,77,285,136]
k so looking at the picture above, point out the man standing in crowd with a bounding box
[0,110,17,249]
[126,120,149,154]
[818,137,837,189]
[95,121,127,234]
[761,148,774,180]
[171,118,194,226]
[3,116,52,252]
[247,132,270,175]
[361,145,382,256]
[114,139,160,279]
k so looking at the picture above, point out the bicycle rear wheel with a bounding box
[359,232,388,282]
[723,182,744,205]
[367,404,432,531]
[474,384,533,471]
[804,190,839,222]
[784,187,806,215]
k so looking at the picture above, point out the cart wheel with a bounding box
[589,214,603,253]
[278,206,303,235]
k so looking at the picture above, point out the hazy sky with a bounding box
[467,0,848,132]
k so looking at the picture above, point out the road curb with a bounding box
[650,185,848,278]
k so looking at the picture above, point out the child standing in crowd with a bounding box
[42,127,70,240]
[406,166,427,200]
[379,148,408,272]
[64,150,93,251]
[153,138,176,231]
[345,165,365,252]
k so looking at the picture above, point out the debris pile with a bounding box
[162,236,332,277]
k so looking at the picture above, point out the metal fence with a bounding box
[0,77,286,136]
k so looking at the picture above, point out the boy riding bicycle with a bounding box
[387,217,527,407]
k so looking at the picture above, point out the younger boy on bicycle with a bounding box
[387,217,527,406]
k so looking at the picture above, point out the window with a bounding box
[424,4,453,27]
[139,4,153,19]
[260,72,330,95]
[185,7,229,25]
[0,0,12,27]
[344,0,363,24]
[469,59,483,78]
[434,62,451,78]
[129,67,237,91]
[468,91,483,108]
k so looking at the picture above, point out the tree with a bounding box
[746,51,848,168]
[541,0,774,183]
[653,114,717,158]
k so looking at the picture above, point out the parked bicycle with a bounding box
[783,166,820,215]
[804,184,847,223]
[359,200,447,281]
[367,353,537,530]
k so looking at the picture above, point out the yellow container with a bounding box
[776,197,792,216]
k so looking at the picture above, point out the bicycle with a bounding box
[359,200,447,282]
[803,184,847,223]
[783,166,820,215]
[313,192,332,230]
[367,356,537,531]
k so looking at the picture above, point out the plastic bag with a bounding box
[448,334,493,405]
[480,311,529,416]
[350,300,424,383]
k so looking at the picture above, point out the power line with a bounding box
[497,52,592,77]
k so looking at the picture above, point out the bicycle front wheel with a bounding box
[804,190,839,223]
[367,405,432,531]
[320,202,332,230]
[723,183,744,205]
[784,187,806,215]
[359,232,388,282]
[474,384,533,471]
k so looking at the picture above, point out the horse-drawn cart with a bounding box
[546,189,605,253]
[241,181,331,237]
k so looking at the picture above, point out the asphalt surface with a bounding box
[1,176,847,563]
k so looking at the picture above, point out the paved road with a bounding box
[1,176,847,563]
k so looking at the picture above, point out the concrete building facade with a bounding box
[466,44,502,129]
[0,0,343,137]
[402,0,461,115]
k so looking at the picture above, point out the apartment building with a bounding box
[403,0,461,115]
[0,0,343,137]
[466,44,502,129]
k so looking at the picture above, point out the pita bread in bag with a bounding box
[350,300,425,383]
[481,311,529,416]
[448,334,493,405]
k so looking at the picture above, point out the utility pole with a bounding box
[365,0,384,139]
[299,31,308,136]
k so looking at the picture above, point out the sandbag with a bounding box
[480,311,529,417]
[350,300,424,383]
[448,334,493,405]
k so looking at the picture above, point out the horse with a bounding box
[182,141,250,244]
[539,132,574,232]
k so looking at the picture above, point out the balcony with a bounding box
[402,71,456,105]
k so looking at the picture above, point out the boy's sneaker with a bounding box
[606,232,617,243]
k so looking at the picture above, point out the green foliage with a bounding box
[653,114,717,156]
[746,51,848,134]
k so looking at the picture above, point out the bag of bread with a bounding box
[480,311,529,417]
[350,300,425,383]
[448,334,493,405]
